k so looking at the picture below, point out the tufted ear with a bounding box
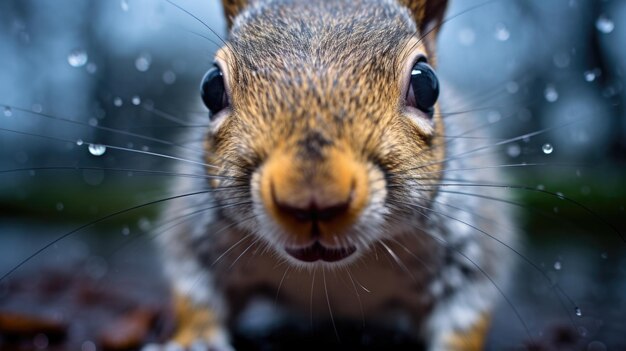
[398,0,449,37]
[221,0,249,28]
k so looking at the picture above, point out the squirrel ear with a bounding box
[399,0,449,37]
[221,0,249,28]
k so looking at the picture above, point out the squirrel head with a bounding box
[205,0,448,266]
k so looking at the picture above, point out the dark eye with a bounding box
[201,65,228,117]
[406,61,439,116]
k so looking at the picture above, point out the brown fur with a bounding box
[445,314,491,351]
[208,0,446,243]
[221,0,251,27]
[161,1,509,350]
[172,293,221,347]
[260,145,370,245]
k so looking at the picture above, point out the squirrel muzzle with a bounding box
[260,139,369,255]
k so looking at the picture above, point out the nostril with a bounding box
[275,200,351,222]
[271,182,352,223]
[315,200,351,221]
[278,203,317,222]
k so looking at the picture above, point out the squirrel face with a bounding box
[204,0,447,266]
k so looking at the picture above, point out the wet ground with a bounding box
[1,212,625,350]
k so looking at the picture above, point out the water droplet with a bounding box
[537,184,545,190]
[88,118,98,127]
[113,97,123,107]
[122,226,130,236]
[506,144,521,158]
[553,261,562,270]
[553,52,570,68]
[31,103,42,113]
[458,27,475,46]
[86,62,98,74]
[131,96,141,106]
[494,23,510,41]
[544,85,559,102]
[3,106,12,117]
[135,52,152,72]
[596,15,614,34]
[488,111,501,123]
[143,99,155,110]
[138,217,151,231]
[580,186,591,195]
[506,81,519,94]
[584,70,597,82]
[96,108,106,119]
[600,252,608,259]
[55,202,64,211]
[163,70,177,84]
[68,49,88,67]
[542,143,554,154]
[83,256,107,280]
[88,144,107,156]
[120,0,129,11]
[575,306,582,317]
[76,139,84,146]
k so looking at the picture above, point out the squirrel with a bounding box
[155,0,515,350]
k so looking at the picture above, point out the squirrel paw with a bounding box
[161,293,234,351]
[141,338,235,351]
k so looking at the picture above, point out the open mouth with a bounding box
[285,241,357,262]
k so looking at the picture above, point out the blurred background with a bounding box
[0,0,624,350]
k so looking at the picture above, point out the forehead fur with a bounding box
[228,0,417,81]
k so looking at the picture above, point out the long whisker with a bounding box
[0,166,246,181]
[385,202,535,345]
[2,104,206,156]
[322,268,340,341]
[0,127,220,170]
[0,189,219,282]
[228,235,264,269]
[310,266,317,327]
[393,118,587,177]
[146,105,199,126]
[403,0,502,60]
[344,268,365,327]
[164,0,247,71]
[388,194,578,329]
[401,181,624,243]
[106,198,253,259]
[377,241,416,283]
[164,0,228,47]
[275,266,291,304]
[392,162,581,179]
[210,215,261,267]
